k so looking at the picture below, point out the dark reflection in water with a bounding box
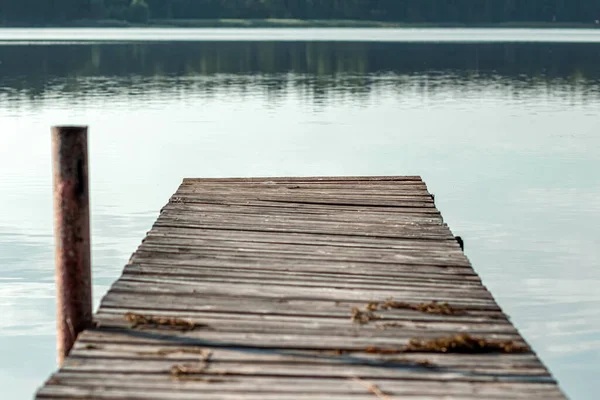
[1,42,600,102]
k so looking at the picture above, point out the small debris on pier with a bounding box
[351,307,381,324]
[364,334,529,355]
[170,363,208,376]
[415,359,436,368]
[170,364,228,383]
[376,322,407,330]
[125,312,200,331]
[404,334,530,354]
[170,350,214,379]
[351,377,392,400]
[137,348,211,357]
[378,298,465,315]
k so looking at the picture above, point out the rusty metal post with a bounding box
[51,126,92,366]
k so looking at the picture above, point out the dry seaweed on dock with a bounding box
[170,365,228,383]
[351,307,381,324]
[379,299,465,315]
[404,334,530,354]
[171,363,209,377]
[124,312,200,331]
[170,350,214,379]
[364,334,529,355]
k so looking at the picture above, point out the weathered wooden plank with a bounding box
[182,176,424,183]
[161,203,443,225]
[154,216,452,238]
[158,207,443,224]
[135,242,465,260]
[161,206,444,224]
[55,361,551,386]
[179,180,429,187]
[177,179,428,186]
[37,385,565,400]
[84,327,534,350]
[169,197,443,214]
[126,258,479,278]
[174,189,433,198]
[172,193,435,205]
[100,293,505,317]
[119,277,482,294]
[146,227,460,250]
[173,188,434,199]
[125,260,479,280]
[122,264,483,287]
[134,248,465,267]
[131,249,470,268]
[95,306,511,329]
[58,350,551,380]
[178,182,431,190]
[92,322,521,344]
[175,186,434,197]
[152,223,454,241]
[94,309,518,336]
[108,280,497,304]
[123,262,481,282]
[138,235,463,253]
[169,194,436,208]
[67,340,540,365]
[68,332,526,357]
[42,372,567,397]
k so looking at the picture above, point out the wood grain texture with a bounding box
[36,176,567,399]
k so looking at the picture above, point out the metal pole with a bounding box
[51,126,92,366]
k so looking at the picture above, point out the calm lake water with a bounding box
[0,29,599,399]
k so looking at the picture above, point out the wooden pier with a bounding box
[37,176,566,399]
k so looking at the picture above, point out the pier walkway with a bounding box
[36,176,566,399]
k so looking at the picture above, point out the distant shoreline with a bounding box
[2,18,600,29]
